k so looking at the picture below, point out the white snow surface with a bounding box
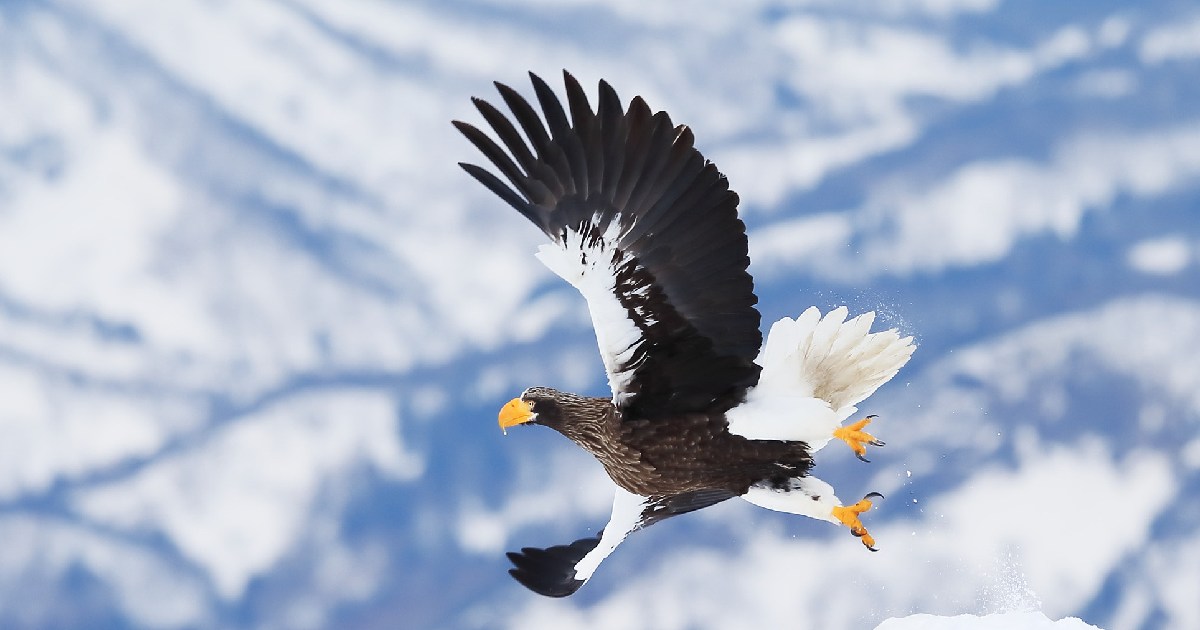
[875,611,1101,629]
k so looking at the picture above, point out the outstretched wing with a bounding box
[454,71,761,419]
[506,486,734,597]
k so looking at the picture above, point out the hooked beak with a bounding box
[498,398,535,434]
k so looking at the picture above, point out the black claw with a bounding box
[866,414,878,419]
[864,492,884,501]
[867,544,879,552]
[856,453,871,463]
[870,439,886,447]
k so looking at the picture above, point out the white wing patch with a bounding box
[726,306,916,446]
[572,486,647,581]
[534,217,647,405]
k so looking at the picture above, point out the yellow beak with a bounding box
[498,397,534,434]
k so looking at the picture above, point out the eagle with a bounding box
[454,71,915,597]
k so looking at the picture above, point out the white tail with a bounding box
[726,306,915,445]
[757,306,916,411]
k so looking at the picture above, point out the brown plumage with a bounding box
[521,386,813,497]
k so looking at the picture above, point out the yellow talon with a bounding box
[831,493,882,551]
[833,415,884,462]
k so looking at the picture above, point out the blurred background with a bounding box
[2,1,1199,628]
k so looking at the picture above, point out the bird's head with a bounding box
[498,387,567,434]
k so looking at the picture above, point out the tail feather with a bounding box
[760,307,817,370]
[804,306,847,369]
[830,311,873,360]
[756,306,915,412]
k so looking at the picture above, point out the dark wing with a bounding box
[507,535,601,598]
[506,487,735,597]
[454,70,761,419]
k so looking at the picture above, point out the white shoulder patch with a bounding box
[534,219,647,405]
[572,486,647,581]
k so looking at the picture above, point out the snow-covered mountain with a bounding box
[2,1,1198,628]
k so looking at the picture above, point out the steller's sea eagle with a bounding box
[453,71,916,597]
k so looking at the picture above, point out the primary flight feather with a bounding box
[454,70,915,597]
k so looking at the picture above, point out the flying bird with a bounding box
[454,71,915,597]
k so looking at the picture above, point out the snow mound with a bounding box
[875,612,1102,630]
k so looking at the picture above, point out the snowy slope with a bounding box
[2,1,1199,629]
[877,611,1100,630]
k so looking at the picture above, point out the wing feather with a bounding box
[597,80,628,199]
[456,163,536,224]
[471,98,541,182]
[505,487,734,597]
[457,70,761,418]
[452,120,532,200]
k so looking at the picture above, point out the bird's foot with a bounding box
[833,415,884,462]
[831,492,882,551]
